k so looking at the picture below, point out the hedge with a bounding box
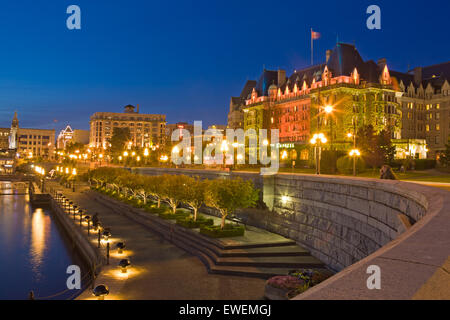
[336,156,366,174]
[200,224,245,238]
[176,216,214,229]
[414,159,436,170]
[158,210,190,220]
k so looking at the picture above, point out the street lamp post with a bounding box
[220,140,229,170]
[310,133,327,175]
[144,148,149,165]
[72,168,77,192]
[349,149,361,176]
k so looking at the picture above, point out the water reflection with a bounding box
[0,182,87,300]
[30,209,50,281]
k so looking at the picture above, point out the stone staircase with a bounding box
[90,191,327,279]
[169,227,325,279]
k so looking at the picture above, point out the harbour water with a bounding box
[0,182,88,300]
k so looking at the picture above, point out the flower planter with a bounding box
[264,283,290,300]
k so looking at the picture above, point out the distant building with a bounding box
[17,128,55,159]
[0,128,9,151]
[166,122,194,141]
[0,112,55,160]
[89,104,166,149]
[0,151,15,174]
[9,112,19,150]
[230,43,450,160]
[57,125,90,149]
[208,124,227,132]
[396,64,450,159]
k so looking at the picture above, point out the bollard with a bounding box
[87,220,90,236]
[98,230,101,248]
[79,210,83,227]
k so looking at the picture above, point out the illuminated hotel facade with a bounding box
[229,43,450,160]
[89,104,166,149]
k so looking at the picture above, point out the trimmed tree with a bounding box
[161,174,191,214]
[146,175,165,208]
[181,176,207,221]
[205,177,259,229]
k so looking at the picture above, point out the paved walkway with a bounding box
[47,181,266,300]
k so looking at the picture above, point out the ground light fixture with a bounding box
[93,285,109,300]
[79,209,84,226]
[102,230,111,241]
[119,259,131,273]
[116,242,126,254]
[84,215,91,235]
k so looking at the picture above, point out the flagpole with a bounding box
[311,28,313,66]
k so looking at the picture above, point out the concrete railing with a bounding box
[134,167,450,299]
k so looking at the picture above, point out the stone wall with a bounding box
[134,168,428,271]
[256,174,427,271]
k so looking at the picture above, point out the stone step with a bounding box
[218,239,297,250]
[215,256,324,268]
[220,245,310,257]
[91,191,326,280]
[208,265,295,279]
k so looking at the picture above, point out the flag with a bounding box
[311,30,321,40]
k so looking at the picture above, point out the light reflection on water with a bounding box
[30,208,49,282]
[0,182,87,300]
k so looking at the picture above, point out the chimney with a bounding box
[413,67,422,86]
[326,50,332,63]
[377,58,387,68]
[136,104,140,113]
[277,69,286,87]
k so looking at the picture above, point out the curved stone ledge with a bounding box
[134,168,450,299]
[294,179,450,299]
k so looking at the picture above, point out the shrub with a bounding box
[286,285,310,299]
[414,159,436,170]
[176,216,214,228]
[200,224,245,238]
[158,210,190,220]
[147,207,170,214]
[288,269,333,286]
[336,156,366,174]
[319,150,346,174]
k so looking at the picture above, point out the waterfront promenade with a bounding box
[47,181,267,300]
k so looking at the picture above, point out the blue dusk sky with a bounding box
[0,0,448,132]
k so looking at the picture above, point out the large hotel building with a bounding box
[228,43,450,160]
[89,104,166,149]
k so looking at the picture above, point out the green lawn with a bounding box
[234,167,450,183]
